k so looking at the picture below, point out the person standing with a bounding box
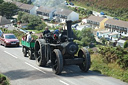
[26,31,32,42]
[43,26,50,36]
[38,34,43,39]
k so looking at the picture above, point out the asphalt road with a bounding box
[0,45,128,85]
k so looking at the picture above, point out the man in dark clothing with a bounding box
[53,28,62,35]
[43,26,50,36]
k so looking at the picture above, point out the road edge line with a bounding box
[59,80,69,85]
[4,51,18,58]
[25,62,46,74]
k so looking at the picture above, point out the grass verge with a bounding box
[90,53,128,83]
[0,74,10,85]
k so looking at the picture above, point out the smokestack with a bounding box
[66,20,73,42]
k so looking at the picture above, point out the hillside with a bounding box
[70,0,128,21]
[72,0,128,9]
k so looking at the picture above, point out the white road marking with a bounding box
[4,51,18,58]
[59,80,69,85]
[25,62,46,74]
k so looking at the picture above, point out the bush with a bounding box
[123,40,128,48]
[0,74,10,85]
[88,49,94,54]
[98,46,128,69]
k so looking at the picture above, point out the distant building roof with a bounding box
[108,32,119,36]
[19,3,34,10]
[11,1,23,7]
[37,6,55,13]
[0,16,11,26]
[117,40,126,43]
[87,15,105,22]
[54,9,72,16]
[98,30,111,34]
[105,19,128,28]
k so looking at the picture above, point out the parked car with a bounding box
[69,2,74,6]
[0,30,3,37]
[72,23,78,28]
[65,2,68,5]
[113,17,119,20]
[105,37,110,41]
[0,33,19,47]
[98,36,102,39]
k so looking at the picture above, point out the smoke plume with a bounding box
[33,0,67,9]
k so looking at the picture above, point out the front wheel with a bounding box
[52,49,63,75]
[78,47,91,72]
[4,43,7,47]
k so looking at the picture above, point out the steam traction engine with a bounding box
[34,20,91,74]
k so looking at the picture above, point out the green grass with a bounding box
[90,53,128,83]
[0,74,10,85]
[27,29,44,34]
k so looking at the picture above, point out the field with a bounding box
[70,0,128,21]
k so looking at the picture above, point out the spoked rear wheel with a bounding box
[52,49,63,75]
[35,47,46,66]
[78,47,91,72]
[34,39,46,67]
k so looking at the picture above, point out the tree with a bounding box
[124,40,128,48]
[27,15,42,29]
[101,37,107,45]
[0,2,18,18]
[21,13,30,23]
[73,28,96,46]
[28,15,42,30]
[0,0,4,4]
[28,15,41,25]
[17,11,25,21]
[80,28,96,46]
[35,23,46,31]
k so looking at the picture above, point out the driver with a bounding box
[53,28,62,40]
[43,26,50,36]
[54,28,62,35]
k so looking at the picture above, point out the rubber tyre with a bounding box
[52,49,63,75]
[35,39,47,67]
[28,50,34,60]
[17,44,19,47]
[4,43,7,47]
[36,46,46,66]
[23,47,27,57]
[22,46,24,52]
[78,47,91,72]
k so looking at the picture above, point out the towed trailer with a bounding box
[21,40,35,60]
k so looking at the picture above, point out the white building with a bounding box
[97,30,111,38]
[105,19,128,36]
[54,9,79,23]
[116,40,126,48]
[36,6,55,20]
[19,3,38,15]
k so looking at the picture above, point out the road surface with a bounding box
[0,45,128,85]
